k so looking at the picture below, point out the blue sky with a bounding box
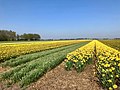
[0,0,120,39]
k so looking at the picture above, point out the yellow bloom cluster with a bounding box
[95,40,120,89]
[0,40,88,61]
[65,41,94,72]
[66,40,120,89]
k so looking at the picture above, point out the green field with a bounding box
[0,41,89,88]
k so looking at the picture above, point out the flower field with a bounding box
[65,41,94,72]
[65,40,120,90]
[0,41,89,89]
[95,41,120,90]
[0,40,87,62]
[0,40,120,90]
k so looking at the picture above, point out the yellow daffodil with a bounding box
[102,74,105,77]
[109,87,113,90]
[113,84,117,89]
[108,79,112,83]
[73,60,78,63]
[116,75,119,78]
[118,63,120,67]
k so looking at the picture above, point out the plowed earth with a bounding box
[27,62,104,90]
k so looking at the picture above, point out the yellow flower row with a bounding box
[95,40,120,90]
[66,40,120,89]
[65,41,95,72]
[0,40,88,61]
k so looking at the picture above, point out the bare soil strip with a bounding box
[0,67,7,73]
[27,62,104,90]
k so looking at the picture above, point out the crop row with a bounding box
[65,40,120,90]
[65,41,95,72]
[0,40,87,61]
[95,40,120,90]
[1,42,88,67]
[0,42,88,88]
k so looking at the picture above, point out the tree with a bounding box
[0,30,41,41]
[0,30,16,41]
[20,33,41,41]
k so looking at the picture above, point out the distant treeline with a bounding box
[0,30,119,41]
[41,38,120,41]
[0,30,41,41]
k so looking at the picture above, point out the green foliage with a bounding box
[20,33,41,41]
[1,42,86,67]
[20,68,45,87]
[0,64,26,79]
[0,30,16,41]
[65,61,73,71]
[75,61,84,73]
[0,30,41,41]
[0,42,88,88]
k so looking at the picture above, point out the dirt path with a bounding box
[27,62,104,90]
